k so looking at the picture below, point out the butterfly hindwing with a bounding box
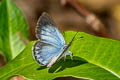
[33,41,64,66]
[36,12,65,47]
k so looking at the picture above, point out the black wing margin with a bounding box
[36,12,57,39]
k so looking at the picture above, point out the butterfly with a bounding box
[32,12,78,68]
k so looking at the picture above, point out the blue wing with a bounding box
[33,41,64,66]
[33,12,66,66]
[36,12,65,47]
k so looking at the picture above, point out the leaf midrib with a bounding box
[6,0,14,60]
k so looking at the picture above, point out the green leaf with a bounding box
[0,0,29,61]
[64,31,120,78]
[0,31,120,80]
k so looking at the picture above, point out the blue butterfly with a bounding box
[32,12,77,68]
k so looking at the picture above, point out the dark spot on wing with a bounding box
[37,12,56,27]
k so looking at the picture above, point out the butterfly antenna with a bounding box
[68,32,78,46]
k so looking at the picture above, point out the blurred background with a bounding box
[1,0,120,80]
[14,0,120,40]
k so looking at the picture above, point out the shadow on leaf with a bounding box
[48,56,87,73]
[36,56,87,72]
[37,66,46,70]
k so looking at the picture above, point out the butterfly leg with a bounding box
[64,51,73,61]
[69,51,73,60]
[64,53,67,61]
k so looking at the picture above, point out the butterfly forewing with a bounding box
[36,12,65,47]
